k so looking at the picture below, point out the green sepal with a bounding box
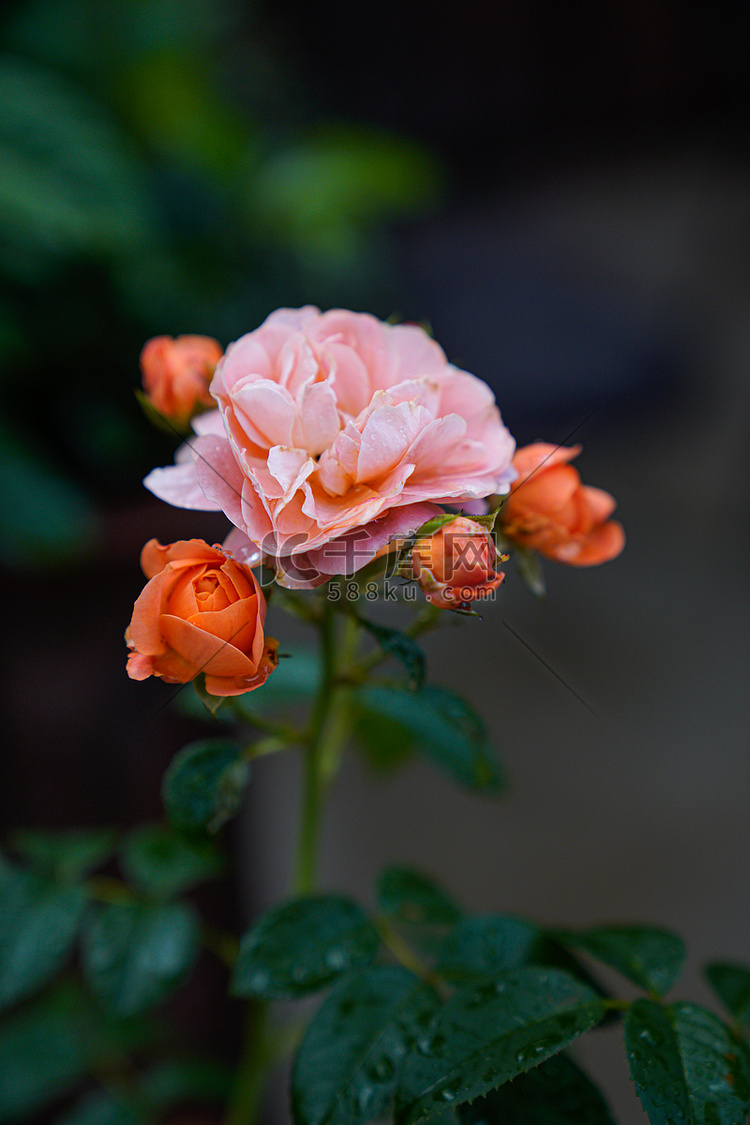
[376,867,463,927]
[457,1053,616,1124]
[0,861,89,1013]
[133,388,191,437]
[355,684,505,793]
[291,965,440,1125]
[394,967,606,1124]
[81,899,200,1017]
[552,925,685,997]
[119,822,224,900]
[162,738,248,833]
[705,961,750,1026]
[624,998,750,1125]
[232,895,380,1000]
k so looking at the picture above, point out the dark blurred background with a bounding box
[2,1,750,1121]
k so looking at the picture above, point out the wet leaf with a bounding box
[553,925,685,997]
[624,998,750,1125]
[705,962,750,1026]
[162,739,248,833]
[292,965,439,1125]
[394,967,606,1124]
[458,1053,615,1123]
[119,822,223,899]
[232,895,379,1000]
[377,867,463,927]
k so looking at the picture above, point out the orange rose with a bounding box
[411,515,506,610]
[140,335,222,427]
[126,539,278,696]
[499,443,625,565]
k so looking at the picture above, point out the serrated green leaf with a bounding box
[394,967,606,1124]
[162,739,248,833]
[81,900,199,1017]
[356,685,505,793]
[554,926,685,997]
[624,998,750,1125]
[55,1090,146,1125]
[377,867,463,927]
[435,916,541,983]
[357,618,426,690]
[0,864,88,1013]
[233,895,379,1000]
[292,965,439,1125]
[705,962,750,1025]
[10,828,115,881]
[119,823,223,899]
[458,1053,615,1124]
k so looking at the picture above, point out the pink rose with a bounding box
[499,443,625,565]
[411,515,506,611]
[125,539,278,696]
[144,308,516,586]
[140,335,222,428]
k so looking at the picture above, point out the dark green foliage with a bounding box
[394,968,606,1124]
[0,982,151,1122]
[552,925,685,997]
[435,915,541,983]
[10,829,115,881]
[376,867,463,926]
[356,619,426,690]
[81,900,199,1017]
[624,998,750,1125]
[355,685,505,793]
[162,739,248,833]
[119,822,224,899]
[0,861,88,1013]
[705,962,750,1026]
[292,966,439,1125]
[458,1054,616,1124]
[232,896,380,1000]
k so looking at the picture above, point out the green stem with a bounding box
[294,605,358,895]
[224,1000,271,1125]
[225,598,360,1125]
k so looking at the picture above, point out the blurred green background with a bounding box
[0,0,444,568]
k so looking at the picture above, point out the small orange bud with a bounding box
[411,516,506,611]
[140,335,222,428]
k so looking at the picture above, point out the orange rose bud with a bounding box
[411,516,506,611]
[125,539,278,697]
[140,335,222,427]
[499,443,625,566]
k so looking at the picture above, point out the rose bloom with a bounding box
[125,539,278,696]
[144,308,516,586]
[140,335,222,428]
[499,443,625,565]
[411,515,506,610]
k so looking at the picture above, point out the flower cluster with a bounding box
[127,307,624,695]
